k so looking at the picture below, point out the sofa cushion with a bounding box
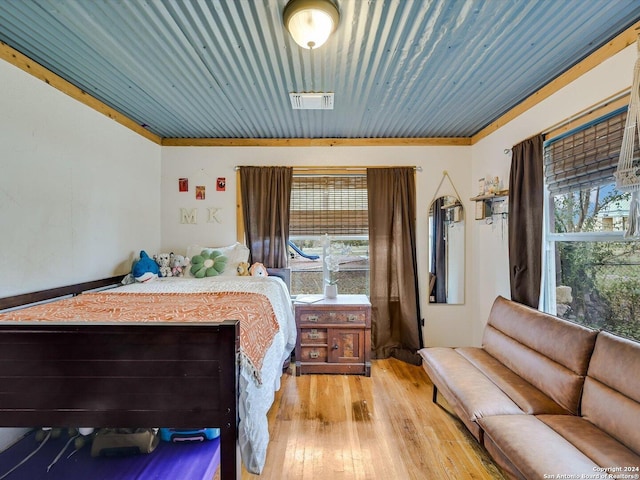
[482,296,598,414]
[582,331,640,457]
[587,331,640,404]
[485,297,597,374]
[456,347,570,415]
[538,414,640,469]
[419,347,523,440]
[479,415,599,479]
[482,324,586,415]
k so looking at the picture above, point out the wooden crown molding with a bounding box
[161,137,471,147]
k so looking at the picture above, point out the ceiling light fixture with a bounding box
[283,0,339,50]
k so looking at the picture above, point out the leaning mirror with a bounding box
[428,195,465,304]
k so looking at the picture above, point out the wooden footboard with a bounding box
[0,279,240,480]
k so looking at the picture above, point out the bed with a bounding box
[0,274,296,479]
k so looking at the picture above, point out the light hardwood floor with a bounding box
[239,358,506,479]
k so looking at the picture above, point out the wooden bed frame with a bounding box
[0,277,240,480]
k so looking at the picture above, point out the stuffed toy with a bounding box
[190,250,227,278]
[154,252,174,277]
[171,254,189,277]
[132,251,160,283]
[249,262,269,277]
[236,261,251,276]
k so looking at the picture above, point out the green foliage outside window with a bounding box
[552,187,640,341]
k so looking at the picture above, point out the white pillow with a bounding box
[186,243,250,277]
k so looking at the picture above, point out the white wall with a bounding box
[469,43,637,345]
[161,145,477,346]
[0,60,162,297]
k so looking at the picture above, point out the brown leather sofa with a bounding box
[419,296,640,479]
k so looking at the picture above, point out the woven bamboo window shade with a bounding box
[545,108,640,195]
[289,175,368,236]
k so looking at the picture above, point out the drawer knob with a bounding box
[308,329,320,339]
[332,344,339,350]
[309,350,320,359]
[307,315,318,322]
[347,314,358,322]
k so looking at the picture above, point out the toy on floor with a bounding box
[159,428,220,443]
[90,428,159,457]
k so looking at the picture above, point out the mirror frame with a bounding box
[428,195,465,305]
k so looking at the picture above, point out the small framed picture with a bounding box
[217,177,226,191]
[179,178,188,192]
[195,185,206,200]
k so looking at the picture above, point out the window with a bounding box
[288,174,369,296]
[543,107,640,341]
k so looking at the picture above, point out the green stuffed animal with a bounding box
[190,250,228,278]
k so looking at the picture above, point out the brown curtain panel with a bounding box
[239,166,292,268]
[367,167,423,365]
[508,134,544,308]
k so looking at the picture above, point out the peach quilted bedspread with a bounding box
[0,291,279,384]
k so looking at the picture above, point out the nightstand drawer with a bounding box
[299,346,328,362]
[300,328,328,344]
[299,310,366,325]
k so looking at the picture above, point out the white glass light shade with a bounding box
[284,0,339,49]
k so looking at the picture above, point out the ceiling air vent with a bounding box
[289,92,334,110]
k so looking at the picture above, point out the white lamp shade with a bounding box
[284,0,339,49]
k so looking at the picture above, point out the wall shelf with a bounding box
[469,190,509,202]
[470,190,509,220]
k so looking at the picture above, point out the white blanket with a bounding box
[112,276,296,474]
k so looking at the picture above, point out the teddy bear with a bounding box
[236,261,251,276]
[249,262,269,277]
[153,252,174,277]
[171,254,189,277]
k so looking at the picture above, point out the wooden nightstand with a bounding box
[294,295,371,376]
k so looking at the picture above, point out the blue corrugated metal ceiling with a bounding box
[0,0,639,139]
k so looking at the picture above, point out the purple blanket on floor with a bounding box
[0,430,220,480]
